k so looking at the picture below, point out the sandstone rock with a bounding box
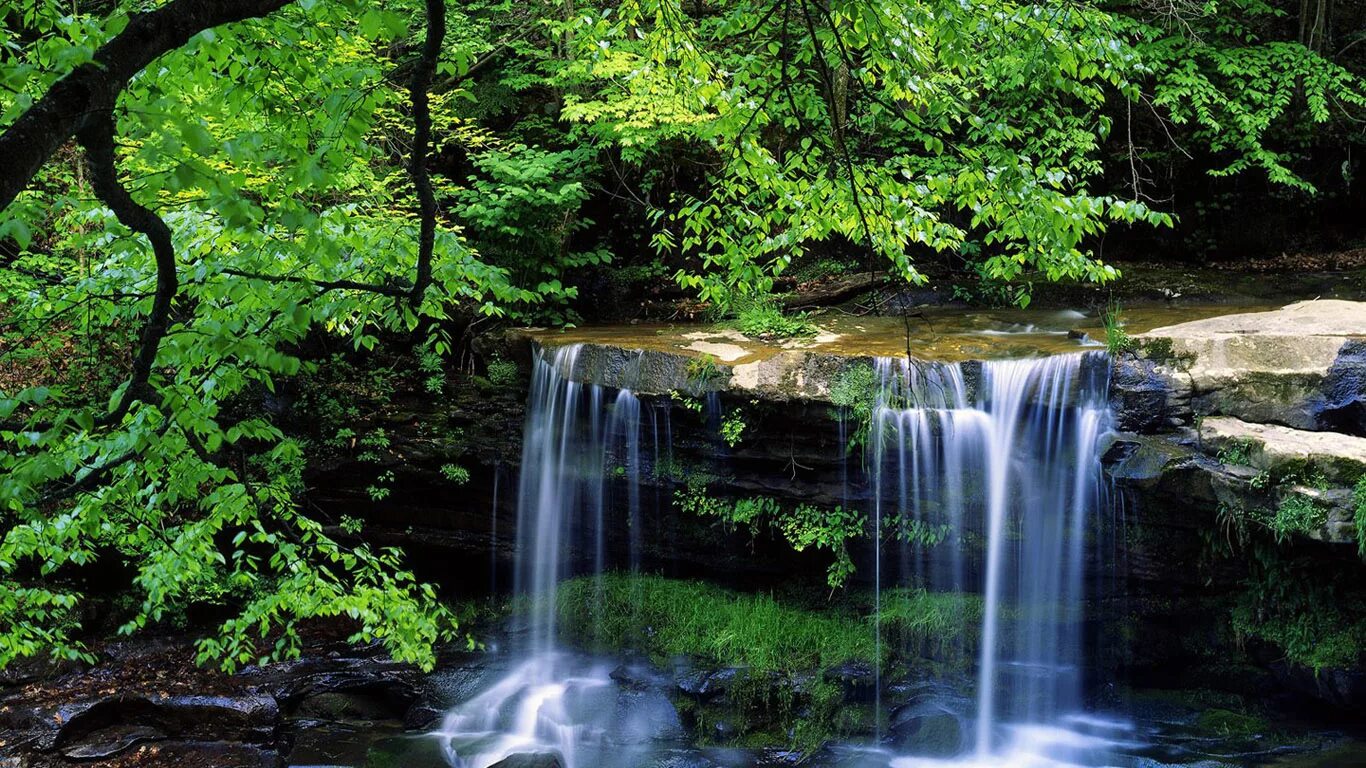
[1198,416,1366,485]
[1134,300,1366,431]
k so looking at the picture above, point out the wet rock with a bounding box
[489,752,565,768]
[1317,339,1366,435]
[822,660,876,703]
[1269,661,1366,711]
[244,651,421,714]
[887,702,966,757]
[711,720,738,741]
[611,660,673,691]
[294,690,405,722]
[1110,356,1183,432]
[646,752,721,768]
[677,668,738,700]
[755,748,805,766]
[60,725,163,760]
[617,689,686,743]
[403,699,445,731]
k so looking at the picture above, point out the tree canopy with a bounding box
[0,0,1361,671]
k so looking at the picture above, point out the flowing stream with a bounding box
[432,344,1139,768]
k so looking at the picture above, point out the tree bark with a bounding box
[409,0,446,305]
[0,0,294,213]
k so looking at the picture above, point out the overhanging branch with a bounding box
[0,0,295,213]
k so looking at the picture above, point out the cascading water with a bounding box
[433,344,1127,768]
[434,345,678,768]
[869,352,1122,767]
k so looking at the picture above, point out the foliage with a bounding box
[674,486,862,588]
[1231,554,1366,673]
[732,298,818,340]
[1102,300,1134,355]
[0,0,490,672]
[451,141,610,322]
[1131,1,1366,193]
[556,573,877,672]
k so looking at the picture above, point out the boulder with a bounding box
[1133,300,1366,431]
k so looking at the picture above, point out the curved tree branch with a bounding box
[408,0,446,305]
[0,0,294,213]
[77,112,179,428]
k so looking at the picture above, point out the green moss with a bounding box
[829,362,878,451]
[1139,337,1198,370]
[555,573,878,673]
[878,588,983,666]
[1196,708,1269,738]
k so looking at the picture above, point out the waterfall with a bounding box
[435,344,1119,768]
[869,352,1114,763]
[437,345,671,768]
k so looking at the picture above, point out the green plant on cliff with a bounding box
[675,485,864,588]
[1217,439,1258,467]
[1354,476,1366,561]
[1102,300,1134,355]
[720,409,747,447]
[1231,554,1366,673]
[829,363,879,452]
[1265,493,1327,544]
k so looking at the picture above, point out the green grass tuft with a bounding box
[556,573,877,673]
[732,299,818,340]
